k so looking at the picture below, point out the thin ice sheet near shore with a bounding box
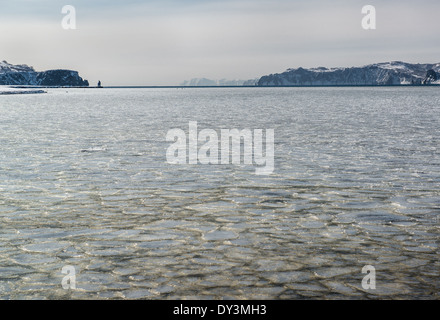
[0,86,46,95]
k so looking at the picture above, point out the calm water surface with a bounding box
[0,87,439,299]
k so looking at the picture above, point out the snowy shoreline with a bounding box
[0,86,46,95]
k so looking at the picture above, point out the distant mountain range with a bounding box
[182,62,440,87]
[0,60,89,87]
[180,78,258,86]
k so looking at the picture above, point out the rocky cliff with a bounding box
[0,60,89,87]
[257,61,440,86]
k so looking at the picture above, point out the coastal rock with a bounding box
[0,60,89,87]
[36,70,89,86]
[257,61,440,86]
[423,69,438,84]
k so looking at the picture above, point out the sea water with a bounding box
[0,87,439,299]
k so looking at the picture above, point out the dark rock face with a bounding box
[36,70,89,86]
[0,61,89,87]
[257,62,440,86]
[423,69,438,84]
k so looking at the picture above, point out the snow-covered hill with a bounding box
[258,61,440,86]
[0,60,89,87]
[0,60,35,74]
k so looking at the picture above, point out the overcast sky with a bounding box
[1,0,439,85]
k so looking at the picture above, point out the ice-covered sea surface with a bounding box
[0,87,439,299]
[0,86,45,95]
